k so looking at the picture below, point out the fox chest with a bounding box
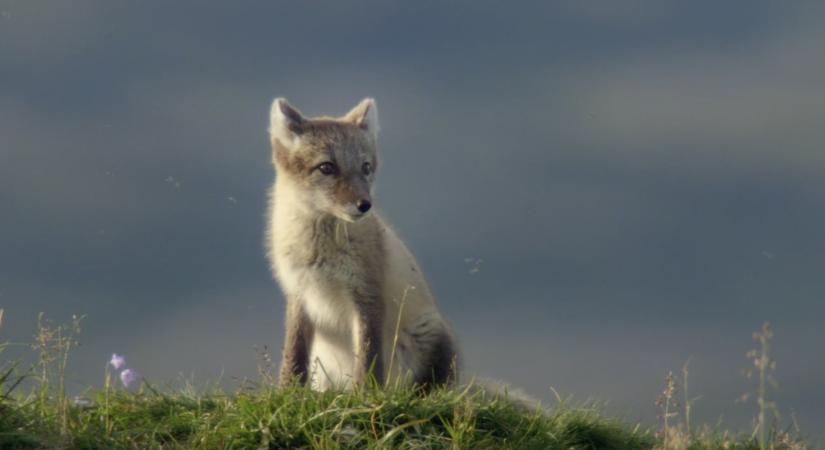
[276,249,369,334]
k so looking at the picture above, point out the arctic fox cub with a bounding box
[265,97,458,390]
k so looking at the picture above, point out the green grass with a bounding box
[0,312,812,449]
[0,381,810,450]
[1,380,652,450]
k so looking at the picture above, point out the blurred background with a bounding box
[2,0,824,441]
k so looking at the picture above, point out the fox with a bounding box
[265,97,459,391]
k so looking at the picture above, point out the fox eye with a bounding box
[362,162,372,176]
[317,162,337,175]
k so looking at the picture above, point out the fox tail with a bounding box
[459,377,547,415]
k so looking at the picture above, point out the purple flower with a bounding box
[120,368,137,388]
[109,353,126,371]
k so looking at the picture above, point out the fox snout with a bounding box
[337,202,372,221]
[331,174,374,221]
[356,199,371,213]
[337,190,373,221]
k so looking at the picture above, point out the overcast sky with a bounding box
[2,0,824,441]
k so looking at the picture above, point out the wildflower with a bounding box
[109,353,126,370]
[120,368,137,387]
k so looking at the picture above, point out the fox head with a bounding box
[269,97,379,222]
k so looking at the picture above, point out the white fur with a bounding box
[310,332,355,390]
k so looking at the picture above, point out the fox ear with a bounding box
[269,97,305,148]
[343,98,379,140]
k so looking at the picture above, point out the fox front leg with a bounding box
[278,300,314,387]
[352,300,385,386]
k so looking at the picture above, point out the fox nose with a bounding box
[356,199,372,213]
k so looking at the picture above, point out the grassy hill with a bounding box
[0,381,810,450]
[0,313,811,449]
